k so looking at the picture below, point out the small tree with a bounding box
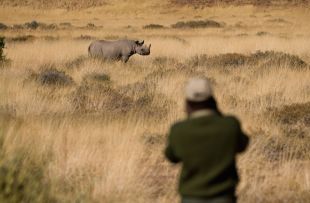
[0,37,5,61]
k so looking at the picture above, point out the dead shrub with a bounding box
[86,23,96,28]
[12,24,24,29]
[187,51,309,69]
[59,22,72,27]
[141,133,165,147]
[143,24,165,29]
[266,18,290,24]
[256,31,270,36]
[70,83,134,113]
[262,136,310,161]
[74,35,96,40]
[171,19,222,29]
[249,51,308,68]
[118,82,155,100]
[152,56,178,67]
[24,21,39,29]
[32,65,74,86]
[82,73,110,85]
[186,53,247,68]
[65,56,89,69]
[43,36,59,41]
[8,35,35,42]
[269,102,310,126]
[0,23,8,30]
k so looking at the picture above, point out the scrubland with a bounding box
[0,1,310,202]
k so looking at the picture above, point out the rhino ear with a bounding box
[135,40,144,46]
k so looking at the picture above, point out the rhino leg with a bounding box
[121,55,130,63]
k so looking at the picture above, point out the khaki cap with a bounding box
[185,77,213,102]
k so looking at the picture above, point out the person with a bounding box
[165,77,249,203]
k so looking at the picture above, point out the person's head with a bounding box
[185,77,220,116]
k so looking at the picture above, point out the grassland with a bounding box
[0,1,310,202]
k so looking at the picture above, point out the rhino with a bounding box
[88,39,151,63]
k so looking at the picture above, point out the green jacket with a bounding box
[165,111,249,198]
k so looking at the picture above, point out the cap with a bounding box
[185,77,213,102]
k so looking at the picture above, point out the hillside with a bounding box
[1,0,310,9]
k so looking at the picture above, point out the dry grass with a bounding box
[0,2,310,203]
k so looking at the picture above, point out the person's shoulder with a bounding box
[221,115,241,126]
[171,119,188,129]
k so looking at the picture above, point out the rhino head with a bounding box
[135,40,151,56]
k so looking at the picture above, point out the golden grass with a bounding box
[0,3,310,203]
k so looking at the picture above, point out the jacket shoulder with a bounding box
[224,115,241,125]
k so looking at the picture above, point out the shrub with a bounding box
[270,102,310,125]
[186,51,309,69]
[74,35,96,40]
[8,35,35,42]
[256,31,269,36]
[70,83,135,113]
[24,21,39,29]
[143,24,165,29]
[34,66,74,86]
[262,136,310,161]
[65,56,88,69]
[0,23,8,30]
[171,20,222,29]
[59,22,72,27]
[82,73,111,85]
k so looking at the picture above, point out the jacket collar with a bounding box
[190,109,216,119]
